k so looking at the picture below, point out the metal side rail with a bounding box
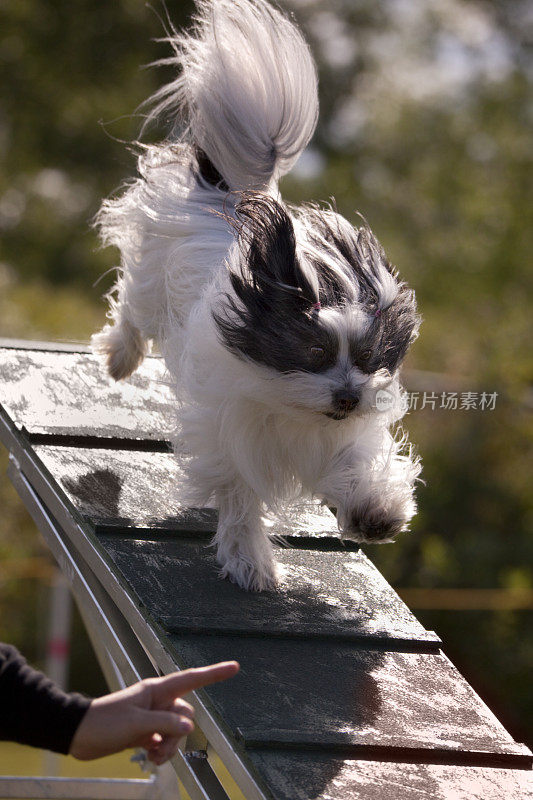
[0,775,160,800]
[6,458,244,800]
[0,415,267,800]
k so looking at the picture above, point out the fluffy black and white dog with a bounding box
[93,0,421,591]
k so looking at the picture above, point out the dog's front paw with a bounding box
[219,553,278,592]
[340,500,410,544]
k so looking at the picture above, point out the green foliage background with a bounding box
[0,0,531,745]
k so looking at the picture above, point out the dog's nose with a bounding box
[332,389,360,414]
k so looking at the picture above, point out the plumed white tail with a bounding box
[144,0,319,190]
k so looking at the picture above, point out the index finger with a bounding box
[152,661,240,703]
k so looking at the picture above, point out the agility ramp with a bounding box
[0,340,531,800]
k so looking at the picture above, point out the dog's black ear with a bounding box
[300,206,386,307]
[233,195,317,308]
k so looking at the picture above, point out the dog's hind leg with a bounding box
[92,314,149,381]
[91,269,153,381]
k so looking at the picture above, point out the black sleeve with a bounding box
[0,643,92,754]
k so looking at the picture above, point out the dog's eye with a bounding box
[360,349,372,362]
[310,346,325,359]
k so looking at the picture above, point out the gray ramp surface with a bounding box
[97,535,439,645]
[0,341,531,800]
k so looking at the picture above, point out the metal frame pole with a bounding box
[7,460,232,800]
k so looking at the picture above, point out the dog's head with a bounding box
[213,195,420,419]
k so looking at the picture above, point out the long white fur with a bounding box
[92,0,420,591]
[144,0,319,190]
